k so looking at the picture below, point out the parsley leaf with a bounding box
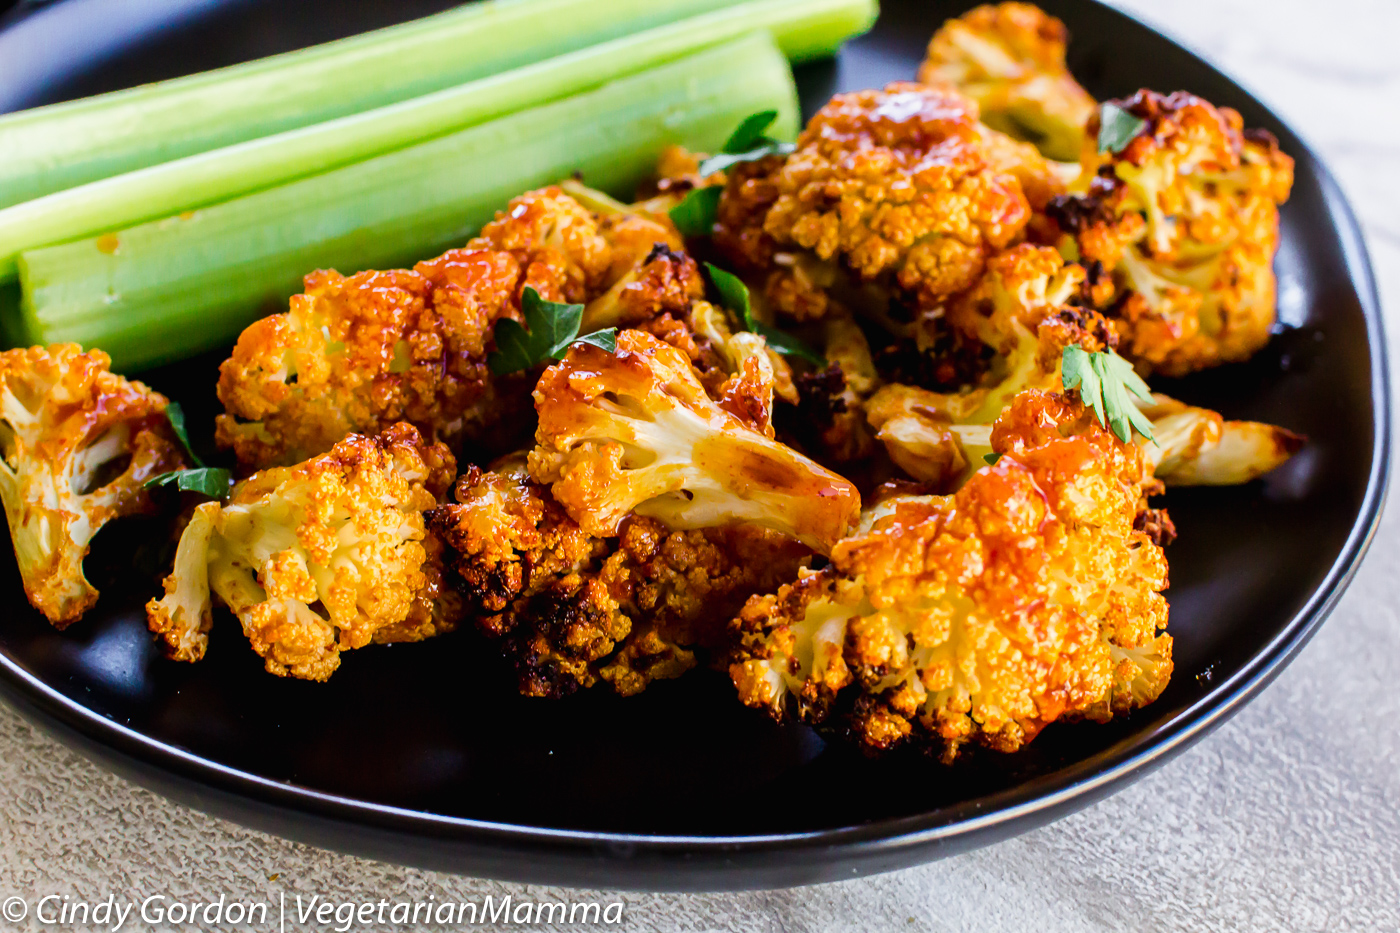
[751,323,824,365]
[1097,102,1148,154]
[984,452,1002,465]
[488,286,615,375]
[669,112,796,237]
[1061,345,1156,443]
[705,262,752,322]
[698,142,796,178]
[699,110,795,176]
[703,263,824,366]
[722,110,782,153]
[573,328,618,354]
[144,467,232,498]
[668,185,722,237]
[163,401,204,467]
[152,403,233,497]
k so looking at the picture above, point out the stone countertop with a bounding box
[2,1,1398,930]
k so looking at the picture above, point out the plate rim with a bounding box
[0,0,1390,890]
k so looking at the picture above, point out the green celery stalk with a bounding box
[0,0,876,284]
[18,33,800,372]
[0,0,759,209]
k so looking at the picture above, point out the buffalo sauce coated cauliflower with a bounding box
[863,245,1114,484]
[215,248,523,470]
[1047,90,1295,375]
[717,83,1032,327]
[528,330,860,554]
[466,184,615,304]
[731,389,1171,758]
[216,186,690,472]
[0,345,184,626]
[146,423,455,680]
[429,457,810,697]
[936,243,1112,418]
[1138,393,1304,486]
[919,2,1097,162]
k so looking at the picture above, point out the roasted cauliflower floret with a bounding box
[528,330,860,554]
[0,344,183,626]
[864,246,1120,488]
[937,244,1112,417]
[431,457,810,697]
[717,83,1032,327]
[146,423,455,680]
[466,184,614,304]
[215,247,525,470]
[919,2,1097,162]
[581,241,701,332]
[1138,393,1304,485]
[864,244,1302,488]
[866,245,1113,454]
[1047,90,1295,375]
[863,385,993,488]
[216,185,690,472]
[731,389,1172,758]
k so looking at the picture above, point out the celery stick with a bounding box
[18,34,799,372]
[0,0,875,284]
[0,0,758,209]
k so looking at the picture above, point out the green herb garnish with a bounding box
[668,185,723,238]
[697,109,796,176]
[722,110,784,153]
[573,328,618,354]
[984,452,1002,465]
[1097,102,1148,155]
[145,467,234,498]
[487,286,615,375]
[703,263,824,366]
[1061,345,1156,443]
[669,112,796,238]
[147,402,233,497]
[163,401,202,466]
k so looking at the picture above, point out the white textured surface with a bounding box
[3,1,1400,930]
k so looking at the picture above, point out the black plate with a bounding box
[0,0,1387,891]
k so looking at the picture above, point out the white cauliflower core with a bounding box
[528,330,860,554]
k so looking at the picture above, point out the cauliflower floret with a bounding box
[0,344,184,626]
[864,244,1303,487]
[528,330,860,554]
[430,457,810,697]
[545,183,802,420]
[863,385,994,488]
[715,83,1032,328]
[712,154,788,280]
[215,247,525,471]
[731,389,1172,759]
[919,2,1097,162]
[1046,90,1295,375]
[865,246,1113,454]
[1137,393,1304,485]
[935,244,1110,418]
[146,423,455,680]
[466,184,614,303]
[216,185,690,472]
[581,241,700,332]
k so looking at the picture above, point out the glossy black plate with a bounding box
[0,0,1387,891]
